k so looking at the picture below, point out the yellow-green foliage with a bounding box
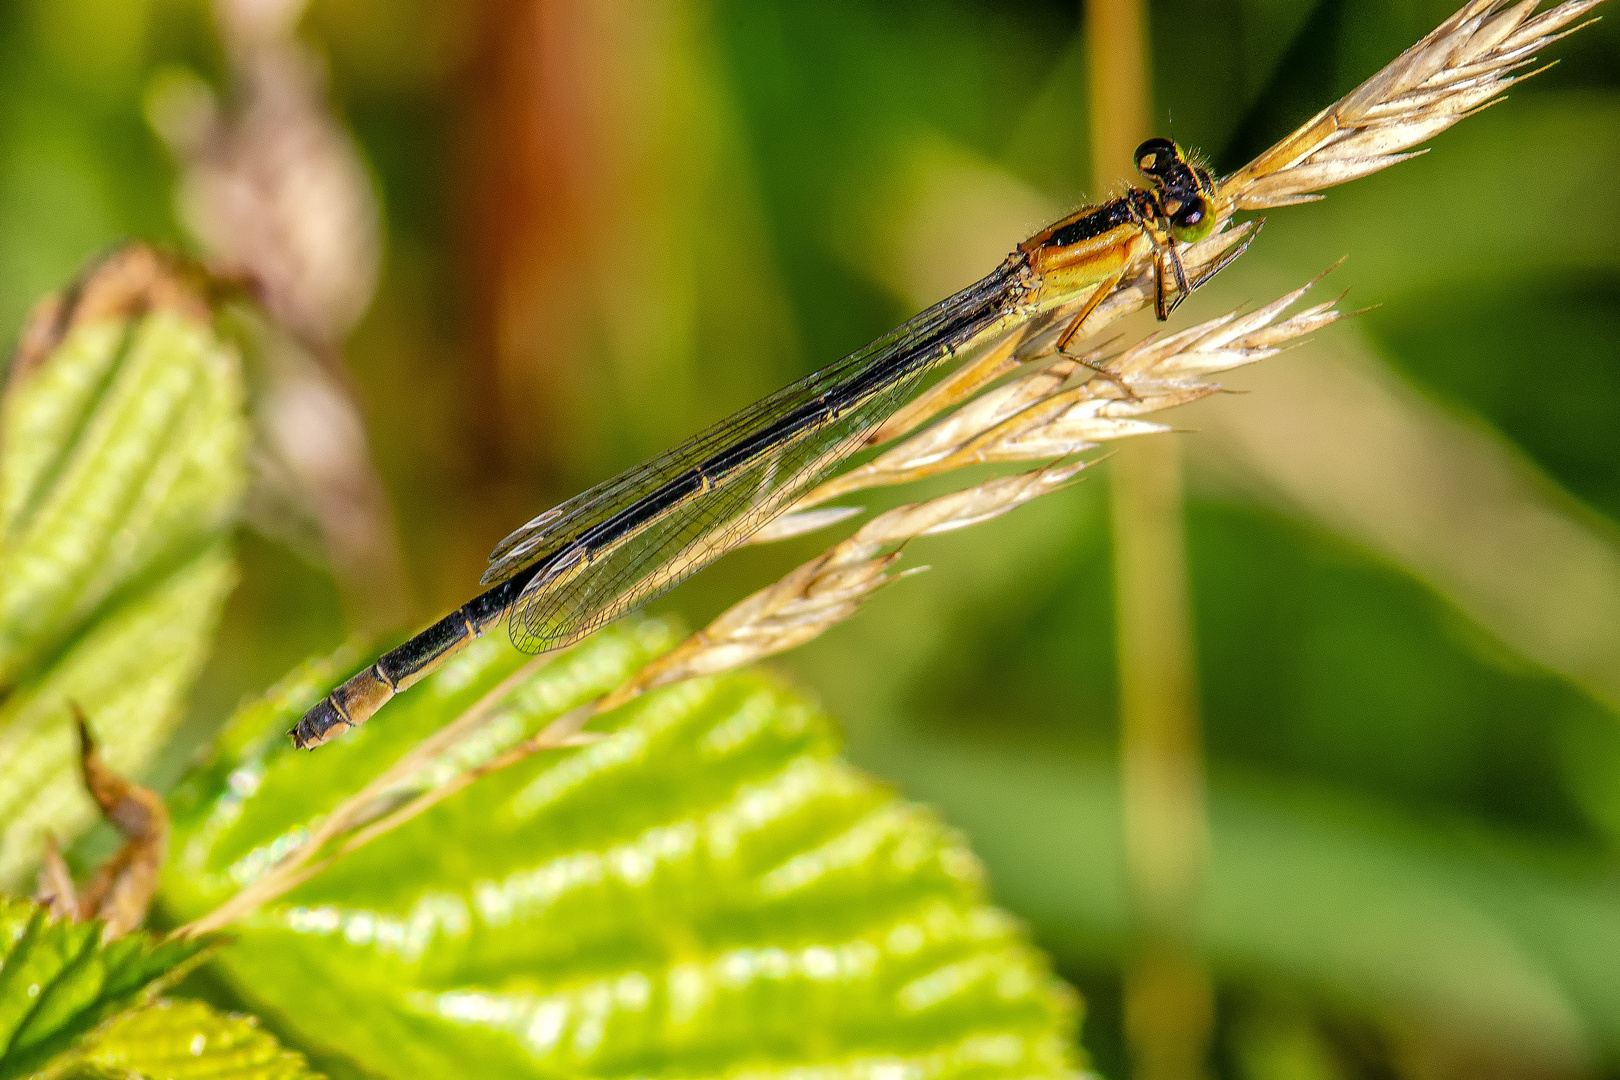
[0,897,215,1079]
[162,625,1082,1079]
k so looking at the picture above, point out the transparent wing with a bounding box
[487,257,1025,654]
[506,368,924,652]
[483,342,895,583]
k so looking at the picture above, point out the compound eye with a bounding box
[1135,137,1177,175]
[1169,196,1215,243]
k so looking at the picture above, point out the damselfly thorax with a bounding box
[1021,138,1220,351]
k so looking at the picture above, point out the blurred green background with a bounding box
[2,0,1618,1078]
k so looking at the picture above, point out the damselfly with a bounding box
[293,138,1231,748]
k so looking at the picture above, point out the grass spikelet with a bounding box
[799,276,1345,507]
[990,0,1604,355]
[623,278,1346,701]
[1218,0,1604,210]
[596,460,1089,714]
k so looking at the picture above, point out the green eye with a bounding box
[1170,196,1215,243]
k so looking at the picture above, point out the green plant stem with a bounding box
[1086,0,1214,1076]
[1108,427,1211,1080]
[1111,440,1213,1080]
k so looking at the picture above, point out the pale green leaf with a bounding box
[894,740,1620,1056]
[76,998,320,1080]
[0,897,214,1080]
[0,310,245,683]
[162,625,1081,1079]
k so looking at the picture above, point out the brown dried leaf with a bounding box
[6,247,215,394]
[31,707,169,940]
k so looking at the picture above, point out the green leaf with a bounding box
[0,253,246,890]
[75,998,320,1080]
[162,625,1081,1079]
[0,897,214,1080]
[0,546,236,888]
[0,309,245,681]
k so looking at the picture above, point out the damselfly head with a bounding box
[1134,137,1217,245]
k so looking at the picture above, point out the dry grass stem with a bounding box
[747,505,866,544]
[862,321,1035,450]
[596,459,1090,714]
[799,275,1344,509]
[177,653,556,936]
[893,222,1264,448]
[599,278,1347,712]
[178,706,606,939]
